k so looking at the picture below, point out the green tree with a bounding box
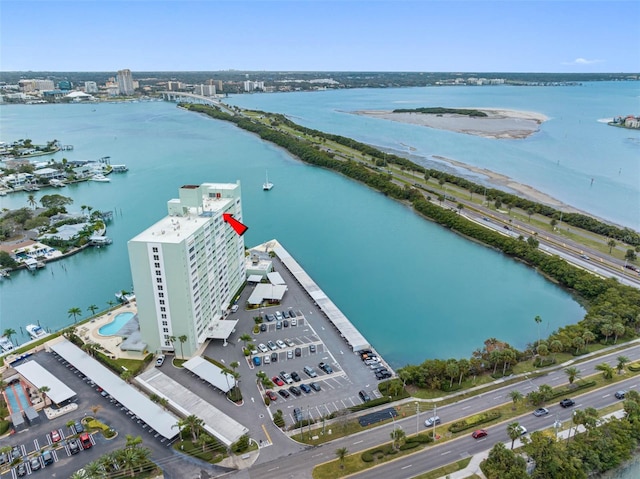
[564,366,581,385]
[625,249,637,262]
[616,355,629,374]
[507,422,522,449]
[38,385,51,406]
[178,334,188,359]
[527,235,539,249]
[239,333,253,348]
[608,239,617,253]
[582,330,596,349]
[87,304,99,316]
[175,415,204,442]
[534,315,542,346]
[596,362,614,379]
[613,323,625,344]
[550,339,564,360]
[120,370,133,383]
[336,447,349,470]
[27,194,37,210]
[67,306,82,323]
[509,390,523,410]
[390,427,406,450]
[2,328,16,346]
[481,442,528,479]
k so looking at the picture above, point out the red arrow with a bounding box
[222,213,248,236]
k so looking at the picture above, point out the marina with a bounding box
[25,324,47,341]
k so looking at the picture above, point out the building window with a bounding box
[158,292,164,298]
[155,270,161,276]
[162,321,168,326]
[154,262,160,268]
[160,307,166,312]
[156,278,162,283]
[157,285,163,291]
[153,255,159,260]
[161,313,167,319]
[163,328,169,333]
[159,300,165,305]
[153,247,158,253]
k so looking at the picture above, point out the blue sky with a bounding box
[1,0,638,72]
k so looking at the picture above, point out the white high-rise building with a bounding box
[84,81,98,93]
[117,69,134,95]
[127,182,246,357]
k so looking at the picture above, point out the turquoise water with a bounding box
[98,311,134,336]
[0,95,589,366]
[5,384,29,412]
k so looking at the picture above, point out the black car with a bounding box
[310,382,321,392]
[300,383,311,393]
[271,352,278,363]
[559,398,575,408]
[278,389,290,399]
[289,310,296,318]
[359,390,371,402]
[376,371,392,380]
[68,440,80,455]
[260,323,267,332]
[615,390,627,400]
[16,463,27,477]
[294,347,302,357]
[282,310,289,319]
[293,407,304,422]
[289,385,302,396]
[319,362,333,374]
[283,319,289,328]
[266,314,276,322]
[290,371,301,382]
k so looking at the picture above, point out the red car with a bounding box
[50,430,61,443]
[266,390,277,401]
[272,376,285,387]
[472,429,488,439]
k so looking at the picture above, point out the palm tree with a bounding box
[67,306,82,323]
[90,404,102,419]
[507,422,522,449]
[174,415,204,442]
[534,315,542,346]
[596,362,614,380]
[613,323,625,344]
[582,330,596,349]
[538,384,553,402]
[2,328,16,345]
[27,194,37,210]
[38,386,51,406]
[239,333,253,348]
[120,370,133,383]
[106,299,116,309]
[178,335,188,359]
[608,239,617,253]
[168,335,176,352]
[390,427,406,450]
[87,304,99,316]
[336,447,348,470]
[616,355,630,374]
[550,339,563,361]
[564,367,581,386]
[125,434,143,449]
[509,390,524,410]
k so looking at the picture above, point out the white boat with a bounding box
[263,170,273,191]
[91,174,110,182]
[0,336,14,352]
[115,291,135,303]
[49,179,66,187]
[26,324,47,340]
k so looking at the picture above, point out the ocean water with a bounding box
[0,97,587,367]
[226,82,640,229]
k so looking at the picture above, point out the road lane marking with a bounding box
[353,440,363,445]
[401,465,412,470]
[603,394,610,398]
[494,396,502,400]
[441,450,452,455]
[461,406,471,410]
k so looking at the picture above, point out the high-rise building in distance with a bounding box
[84,81,98,93]
[117,69,134,95]
[127,182,246,357]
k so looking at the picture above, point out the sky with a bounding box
[1,0,638,73]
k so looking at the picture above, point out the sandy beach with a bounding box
[354,108,548,139]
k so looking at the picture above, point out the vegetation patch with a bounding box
[392,107,488,117]
[448,410,501,433]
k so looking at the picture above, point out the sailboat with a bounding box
[263,170,273,191]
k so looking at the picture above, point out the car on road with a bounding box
[267,341,278,351]
[300,383,311,393]
[424,416,441,427]
[472,429,488,439]
[309,344,316,353]
[580,254,590,260]
[289,385,302,396]
[310,382,321,392]
[260,323,267,332]
[615,390,627,400]
[258,343,269,353]
[156,354,165,367]
[319,362,333,374]
[285,338,295,347]
[503,225,510,230]
[559,398,575,408]
[533,407,550,417]
[517,425,528,435]
[51,429,61,442]
[291,371,301,382]
[295,347,302,357]
[276,340,287,349]
[272,376,285,387]
[266,391,278,401]
[278,389,290,399]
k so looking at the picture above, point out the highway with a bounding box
[243,341,640,478]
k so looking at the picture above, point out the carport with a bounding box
[183,357,233,393]
[15,360,76,406]
[50,339,179,440]
[247,283,287,305]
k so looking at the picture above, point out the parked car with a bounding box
[303,366,318,378]
[266,314,276,322]
[291,318,297,327]
[42,450,54,465]
[266,391,278,401]
[319,362,333,374]
[252,356,261,367]
[287,350,294,359]
[272,376,285,387]
[289,310,296,318]
[263,355,271,364]
[267,341,278,351]
[533,407,549,417]
[230,304,239,313]
[271,352,278,363]
[258,343,269,353]
[310,382,322,392]
[156,354,165,367]
[279,371,293,384]
[291,371,301,382]
[11,446,21,460]
[376,371,392,380]
[16,463,26,477]
[0,453,7,465]
[615,390,627,400]
[294,347,302,357]
[275,311,283,320]
[281,310,289,319]
[300,383,311,393]
[276,321,282,330]
[30,457,41,471]
[289,385,302,396]
[424,416,441,427]
[278,389,290,399]
[309,344,317,353]
[276,340,287,349]
[80,433,92,449]
[293,407,303,422]
[74,420,84,433]
[285,338,295,347]
[50,430,61,443]
[358,390,371,403]
[472,429,488,439]
[559,398,575,408]
[260,323,267,332]
[68,440,80,455]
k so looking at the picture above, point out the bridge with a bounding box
[160,91,235,115]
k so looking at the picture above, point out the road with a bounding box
[237,340,640,478]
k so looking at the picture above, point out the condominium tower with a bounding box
[127,182,246,357]
[116,69,134,95]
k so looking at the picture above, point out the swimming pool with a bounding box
[4,383,30,413]
[98,312,134,336]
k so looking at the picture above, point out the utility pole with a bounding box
[415,401,420,435]
[433,403,437,440]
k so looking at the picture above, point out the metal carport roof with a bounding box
[15,360,76,405]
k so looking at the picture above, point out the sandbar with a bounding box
[353,108,548,139]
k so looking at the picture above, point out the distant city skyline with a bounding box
[1,1,638,73]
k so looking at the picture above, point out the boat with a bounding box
[49,179,66,187]
[0,336,14,353]
[115,290,136,304]
[26,324,47,340]
[263,171,273,191]
[91,174,111,182]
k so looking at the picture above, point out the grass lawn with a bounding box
[411,457,473,479]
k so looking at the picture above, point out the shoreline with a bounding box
[353,108,548,139]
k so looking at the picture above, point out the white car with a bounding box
[517,425,527,435]
[263,355,271,364]
[291,318,297,326]
[155,355,165,367]
[424,416,441,427]
[276,340,287,349]
[284,338,295,347]
[258,343,269,353]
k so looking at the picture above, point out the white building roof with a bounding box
[137,368,248,446]
[273,242,371,352]
[267,271,285,285]
[50,340,179,440]
[205,319,238,340]
[247,274,263,283]
[14,360,76,405]
[247,283,287,305]
[183,356,233,393]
